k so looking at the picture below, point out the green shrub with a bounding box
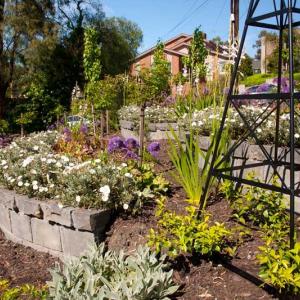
[48,243,178,300]
[230,175,289,232]
[241,73,275,86]
[258,242,300,295]
[0,279,47,300]
[148,198,232,257]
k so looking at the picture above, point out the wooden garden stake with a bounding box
[106,110,109,135]
[139,103,146,167]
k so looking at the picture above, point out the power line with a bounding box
[162,0,212,38]
[214,0,227,28]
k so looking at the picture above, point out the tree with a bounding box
[0,0,55,117]
[141,41,171,101]
[253,30,278,60]
[90,17,143,76]
[239,54,253,78]
[182,27,208,85]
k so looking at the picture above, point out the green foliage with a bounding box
[148,198,232,257]
[167,129,203,205]
[140,41,171,102]
[0,279,48,300]
[241,73,276,86]
[258,243,300,295]
[239,54,253,79]
[230,175,289,231]
[182,27,208,82]
[83,27,102,83]
[0,119,8,135]
[167,109,230,209]
[48,243,178,299]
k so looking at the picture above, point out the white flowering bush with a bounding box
[119,105,300,146]
[0,131,168,212]
[118,105,177,125]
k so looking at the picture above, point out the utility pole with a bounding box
[229,0,239,48]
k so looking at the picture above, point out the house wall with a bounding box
[131,55,152,76]
[165,36,191,50]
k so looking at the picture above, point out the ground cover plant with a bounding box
[48,243,178,300]
[0,279,48,300]
[221,176,300,296]
[0,130,168,212]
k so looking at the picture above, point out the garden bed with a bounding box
[0,188,111,257]
[121,121,300,214]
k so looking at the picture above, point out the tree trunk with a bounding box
[0,87,5,118]
[138,103,146,167]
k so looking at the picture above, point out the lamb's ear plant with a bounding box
[48,242,179,300]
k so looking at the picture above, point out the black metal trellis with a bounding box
[199,0,300,249]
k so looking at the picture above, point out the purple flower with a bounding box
[124,138,139,150]
[202,86,210,95]
[63,127,71,135]
[125,150,139,160]
[256,83,272,93]
[147,142,160,157]
[108,136,125,153]
[79,123,88,135]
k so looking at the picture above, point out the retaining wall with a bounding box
[120,120,300,213]
[0,189,111,257]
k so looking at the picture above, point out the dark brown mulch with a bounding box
[0,230,57,287]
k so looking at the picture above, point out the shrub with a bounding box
[258,242,300,295]
[48,243,179,300]
[241,73,275,87]
[148,198,232,257]
[0,131,168,213]
[0,279,47,300]
[230,175,289,232]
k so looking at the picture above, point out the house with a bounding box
[252,59,261,74]
[130,33,230,81]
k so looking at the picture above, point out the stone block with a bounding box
[31,218,62,251]
[60,227,94,257]
[15,195,42,218]
[10,210,32,242]
[120,120,134,130]
[0,189,16,209]
[149,131,172,140]
[0,203,11,232]
[41,201,73,227]
[72,208,111,233]
[147,123,156,131]
[198,136,211,151]
[121,128,139,141]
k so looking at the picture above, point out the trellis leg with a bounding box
[288,0,296,249]
[275,0,284,164]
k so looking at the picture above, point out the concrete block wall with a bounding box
[120,121,300,213]
[0,189,111,257]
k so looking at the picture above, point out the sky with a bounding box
[101,0,273,58]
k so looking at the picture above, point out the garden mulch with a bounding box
[0,139,299,299]
[0,230,57,288]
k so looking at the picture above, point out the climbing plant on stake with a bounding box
[182,27,208,91]
[83,27,102,136]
